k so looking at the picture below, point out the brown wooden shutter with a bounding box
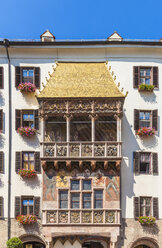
[134,197,140,219]
[0,67,4,89]
[134,109,139,130]
[34,152,41,173]
[152,153,158,175]
[153,67,158,88]
[152,109,158,131]
[34,197,40,218]
[34,110,39,130]
[133,66,140,88]
[133,152,140,175]
[15,152,22,172]
[0,152,4,173]
[15,110,21,130]
[15,67,22,87]
[15,197,21,217]
[0,110,3,131]
[0,197,3,217]
[34,67,40,88]
[153,197,159,219]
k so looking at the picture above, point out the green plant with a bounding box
[7,237,23,248]
[18,169,37,178]
[138,216,156,225]
[138,84,155,92]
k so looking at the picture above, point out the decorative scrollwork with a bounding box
[47,211,57,223]
[81,145,92,157]
[44,145,55,157]
[105,211,115,223]
[57,145,67,156]
[59,211,68,223]
[107,145,117,156]
[94,211,103,223]
[70,145,79,157]
[82,211,92,223]
[94,145,105,156]
[70,211,80,223]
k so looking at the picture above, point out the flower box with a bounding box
[17,127,36,137]
[18,82,36,93]
[16,215,37,224]
[18,169,37,178]
[138,84,155,92]
[137,127,155,137]
[138,216,156,225]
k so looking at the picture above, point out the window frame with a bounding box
[94,189,103,209]
[22,152,35,170]
[22,67,35,84]
[139,110,152,128]
[21,196,34,215]
[139,67,153,85]
[139,152,151,174]
[140,196,152,216]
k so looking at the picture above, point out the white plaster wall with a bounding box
[0,44,162,222]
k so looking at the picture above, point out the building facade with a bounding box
[0,32,161,248]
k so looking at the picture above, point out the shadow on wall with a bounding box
[139,91,157,103]
[0,135,5,149]
[22,92,39,106]
[120,113,140,246]
[0,91,5,106]
[23,176,41,189]
[20,135,40,148]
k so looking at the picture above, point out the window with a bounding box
[22,69,34,83]
[140,68,151,85]
[15,196,40,218]
[15,151,41,173]
[140,197,151,216]
[15,109,39,130]
[0,67,4,89]
[94,190,103,209]
[134,197,159,219]
[59,191,68,209]
[0,151,4,173]
[59,179,103,210]
[133,152,158,175]
[45,116,66,142]
[134,109,158,131]
[95,116,117,141]
[140,153,151,174]
[22,110,34,128]
[0,197,3,218]
[15,67,40,88]
[139,111,151,128]
[133,66,158,88]
[22,197,34,215]
[70,116,91,141]
[22,152,34,170]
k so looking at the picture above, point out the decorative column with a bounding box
[65,114,73,156]
[89,114,98,157]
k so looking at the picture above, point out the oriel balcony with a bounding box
[40,115,122,160]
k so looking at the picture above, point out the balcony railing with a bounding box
[40,141,122,159]
[42,209,120,225]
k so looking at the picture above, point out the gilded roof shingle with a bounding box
[38,62,124,98]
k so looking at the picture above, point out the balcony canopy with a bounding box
[38,62,124,98]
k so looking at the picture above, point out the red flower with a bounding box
[18,82,36,93]
[16,215,37,224]
[18,169,37,178]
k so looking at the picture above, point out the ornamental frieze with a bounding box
[39,99,124,117]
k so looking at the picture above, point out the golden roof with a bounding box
[38,62,124,98]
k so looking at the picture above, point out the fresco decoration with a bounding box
[94,211,103,223]
[105,176,120,201]
[43,166,56,201]
[53,235,109,245]
[47,211,57,223]
[93,171,105,187]
[56,170,69,188]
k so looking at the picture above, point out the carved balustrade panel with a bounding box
[105,211,115,223]
[44,145,55,157]
[107,145,118,157]
[94,144,105,157]
[94,210,103,223]
[82,211,92,223]
[70,144,80,157]
[47,211,57,223]
[81,144,92,157]
[57,145,67,157]
[58,211,68,223]
[70,211,80,223]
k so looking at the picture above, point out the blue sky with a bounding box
[0,0,162,40]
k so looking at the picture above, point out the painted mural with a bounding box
[43,166,56,201]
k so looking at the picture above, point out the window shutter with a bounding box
[152,109,158,131]
[34,110,39,130]
[34,67,40,88]
[133,152,139,175]
[15,197,21,217]
[134,197,139,219]
[0,110,3,131]
[0,152,4,173]
[133,66,140,88]
[15,67,21,87]
[15,110,21,130]
[34,197,40,218]
[153,67,158,88]
[0,67,4,89]
[15,152,22,172]
[152,153,158,175]
[34,152,41,173]
[0,197,3,217]
[134,109,139,130]
[153,197,159,219]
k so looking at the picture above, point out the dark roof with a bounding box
[0,39,162,47]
